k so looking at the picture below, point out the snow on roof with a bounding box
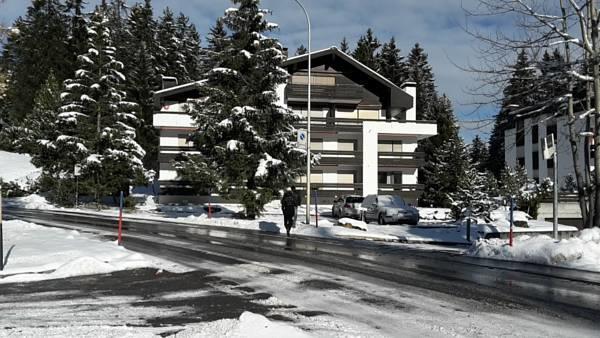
[154,79,207,96]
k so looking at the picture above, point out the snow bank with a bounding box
[0,220,188,284]
[136,195,157,211]
[4,194,54,209]
[179,311,310,338]
[418,208,452,221]
[337,217,367,231]
[468,228,600,271]
[0,150,41,188]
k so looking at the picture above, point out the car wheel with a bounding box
[378,214,386,225]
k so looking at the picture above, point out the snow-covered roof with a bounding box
[154,79,207,97]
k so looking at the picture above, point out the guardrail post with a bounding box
[0,185,3,271]
[509,197,514,247]
[118,191,123,245]
[314,189,318,228]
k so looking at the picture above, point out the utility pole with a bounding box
[0,185,3,271]
[590,0,600,228]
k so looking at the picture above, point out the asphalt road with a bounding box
[2,208,600,336]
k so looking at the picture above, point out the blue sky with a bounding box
[0,0,511,142]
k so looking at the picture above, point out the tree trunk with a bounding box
[561,0,588,229]
[591,0,600,228]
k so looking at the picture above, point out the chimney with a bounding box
[161,76,178,90]
[400,82,417,120]
[283,47,289,59]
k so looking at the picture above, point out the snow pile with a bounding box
[0,150,41,188]
[136,195,157,211]
[179,311,310,338]
[0,220,187,284]
[468,228,600,271]
[418,208,452,221]
[337,217,367,231]
[4,194,54,209]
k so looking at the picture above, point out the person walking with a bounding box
[281,187,296,237]
[291,186,301,228]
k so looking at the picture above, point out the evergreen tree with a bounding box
[203,18,228,73]
[340,37,350,53]
[2,0,71,122]
[123,0,160,170]
[352,28,380,70]
[469,135,490,172]
[295,44,307,56]
[175,0,305,219]
[420,137,469,208]
[176,12,202,82]
[406,43,436,120]
[54,8,146,203]
[418,95,461,207]
[377,37,407,86]
[157,7,187,84]
[487,50,538,177]
[65,0,88,64]
[449,166,497,220]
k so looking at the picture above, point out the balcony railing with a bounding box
[287,84,364,102]
[315,150,424,167]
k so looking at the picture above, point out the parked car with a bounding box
[332,195,364,219]
[360,194,419,225]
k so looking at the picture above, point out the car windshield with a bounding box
[378,195,405,208]
[346,196,364,203]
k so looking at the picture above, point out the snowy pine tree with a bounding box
[469,135,490,172]
[2,0,71,121]
[295,44,307,56]
[176,12,202,82]
[339,37,350,53]
[487,50,538,177]
[420,137,469,208]
[54,8,146,203]
[203,18,228,73]
[157,7,187,84]
[352,28,380,70]
[406,43,436,120]
[377,37,407,86]
[175,0,305,219]
[448,166,497,220]
[123,0,161,170]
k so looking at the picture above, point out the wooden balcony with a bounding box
[287,84,364,104]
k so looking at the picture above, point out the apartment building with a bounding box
[153,47,437,204]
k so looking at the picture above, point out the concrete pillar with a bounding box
[400,82,417,121]
[363,123,378,195]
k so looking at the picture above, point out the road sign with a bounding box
[74,164,82,177]
[543,133,556,160]
[297,129,307,148]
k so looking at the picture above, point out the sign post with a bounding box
[118,191,123,245]
[0,185,3,271]
[466,206,471,242]
[74,164,81,208]
[297,129,308,149]
[543,133,558,239]
[509,197,514,247]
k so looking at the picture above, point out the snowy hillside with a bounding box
[0,150,41,188]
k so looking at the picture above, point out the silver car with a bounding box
[360,194,419,225]
[332,195,364,219]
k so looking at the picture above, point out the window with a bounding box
[338,139,356,151]
[378,141,402,153]
[518,157,525,167]
[310,138,323,151]
[393,172,403,185]
[532,125,538,144]
[291,75,335,86]
[547,158,554,168]
[546,124,557,141]
[532,151,539,170]
[378,172,388,184]
[178,134,192,147]
[516,120,525,146]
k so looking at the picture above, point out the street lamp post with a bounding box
[292,0,312,225]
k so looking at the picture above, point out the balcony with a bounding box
[315,150,425,168]
[287,84,364,104]
[295,117,437,133]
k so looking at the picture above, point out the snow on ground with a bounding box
[0,219,188,284]
[4,194,579,246]
[0,150,41,188]
[468,227,600,272]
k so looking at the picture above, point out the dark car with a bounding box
[360,194,419,225]
[332,195,364,219]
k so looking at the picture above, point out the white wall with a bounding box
[504,128,517,168]
[153,113,194,128]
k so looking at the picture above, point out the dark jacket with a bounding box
[281,190,296,216]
